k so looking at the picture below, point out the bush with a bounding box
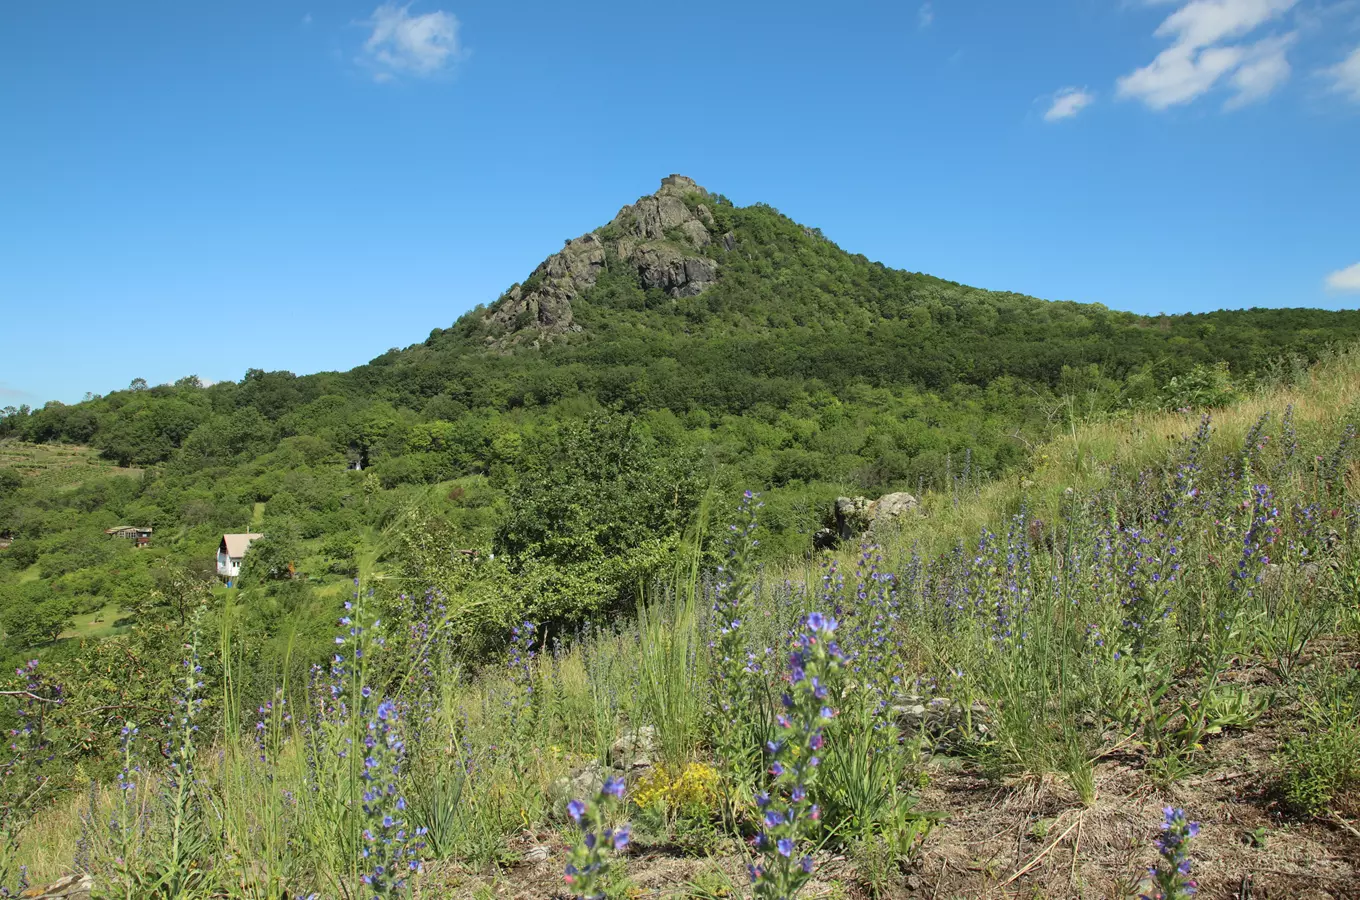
[1278,670,1360,816]
[493,415,703,620]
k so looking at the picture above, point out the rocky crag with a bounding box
[484,175,727,346]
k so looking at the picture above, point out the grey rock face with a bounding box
[485,175,719,346]
[486,233,607,337]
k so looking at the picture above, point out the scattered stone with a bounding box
[891,703,923,728]
[892,696,990,742]
[524,845,552,863]
[19,874,93,899]
[608,725,659,770]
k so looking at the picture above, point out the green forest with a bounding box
[3,184,1358,674]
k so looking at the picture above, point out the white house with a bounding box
[217,533,263,581]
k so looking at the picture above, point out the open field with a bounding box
[56,603,130,641]
[0,441,139,485]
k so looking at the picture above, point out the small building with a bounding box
[105,525,153,547]
[217,533,264,582]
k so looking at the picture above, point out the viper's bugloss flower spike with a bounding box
[563,776,631,900]
[1141,808,1199,900]
[752,610,843,900]
[709,491,769,788]
[358,693,423,895]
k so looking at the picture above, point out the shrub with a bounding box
[1278,670,1360,816]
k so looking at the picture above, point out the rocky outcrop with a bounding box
[485,233,605,337]
[615,175,715,245]
[632,246,718,297]
[815,491,919,548]
[485,175,720,346]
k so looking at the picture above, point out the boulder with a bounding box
[871,492,919,532]
[833,496,874,541]
[828,492,919,543]
[608,725,659,770]
[892,696,991,741]
[548,761,623,821]
[19,874,94,899]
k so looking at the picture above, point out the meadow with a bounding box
[6,347,1360,899]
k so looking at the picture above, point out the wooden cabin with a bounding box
[105,525,153,547]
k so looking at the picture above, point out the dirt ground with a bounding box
[423,657,1360,900]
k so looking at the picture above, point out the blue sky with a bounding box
[2,0,1358,406]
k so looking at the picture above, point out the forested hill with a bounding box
[7,174,1357,478]
[2,174,1359,661]
[360,174,1358,425]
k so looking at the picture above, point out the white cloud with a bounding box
[362,3,460,80]
[1225,34,1293,108]
[1325,45,1360,102]
[1326,262,1360,293]
[918,2,934,28]
[1155,0,1295,48]
[1044,87,1095,121]
[1117,0,1297,109]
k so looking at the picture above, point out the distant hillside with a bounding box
[3,174,1360,660]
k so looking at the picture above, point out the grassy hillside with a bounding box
[9,341,1360,898]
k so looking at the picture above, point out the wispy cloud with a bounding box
[1116,0,1297,110]
[918,2,934,28]
[361,3,461,82]
[1224,33,1294,108]
[1327,262,1360,293]
[1044,87,1095,121]
[1324,44,1360,102]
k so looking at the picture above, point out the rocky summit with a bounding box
[484,175,723,346]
